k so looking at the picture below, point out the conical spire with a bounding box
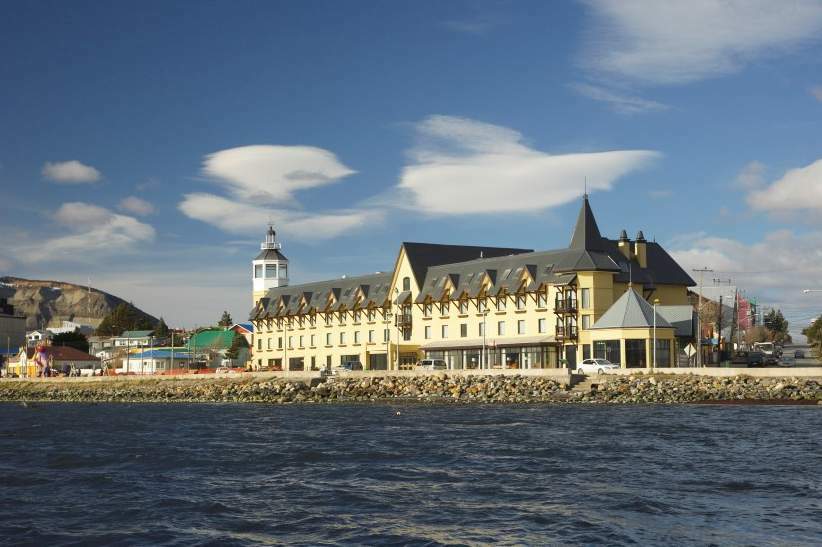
[569,194,604,251]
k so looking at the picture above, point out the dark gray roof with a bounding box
[255,248,288,261]
[250,272,392,320]
[570,194,605,251]
[656,305,696,337]
[401,242,532,288]
[591,288,672,329]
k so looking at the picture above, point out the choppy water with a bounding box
[0,403,820,546]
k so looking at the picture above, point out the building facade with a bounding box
[250,196,695,371]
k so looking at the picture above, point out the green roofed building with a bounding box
[186,328,249,368]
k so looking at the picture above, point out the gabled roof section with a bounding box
[592,288,673,329]
[400,242,532,288]
[569,194,604,251]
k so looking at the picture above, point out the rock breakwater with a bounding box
[0,373,819,405]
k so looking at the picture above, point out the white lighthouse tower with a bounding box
[252,225,289,306]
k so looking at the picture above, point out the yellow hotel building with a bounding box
[250,195,696,371]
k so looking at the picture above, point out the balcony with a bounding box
[395,313,413,328]
[554,297,578,314]
[555,325,578,340]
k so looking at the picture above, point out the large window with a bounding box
[594,340,621,365]
[581,288,591,309]
[654,339,671,368]
[625,339,646,368]
[265,264,277,279]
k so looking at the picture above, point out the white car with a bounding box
[415,359,447,371]
[577,359,619,375]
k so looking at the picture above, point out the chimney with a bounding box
[634,230,647,268]
[617,229,633,260]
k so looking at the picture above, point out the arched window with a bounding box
[402,276,410,291]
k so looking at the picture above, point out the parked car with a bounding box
[763,354,779,366]
[577,358,619,375]
[747,351,765,367]
[731,351,750,365]
[794,350,806,359]
[777,355,796,367]
[415,359,447,371]
[331,361,363,375]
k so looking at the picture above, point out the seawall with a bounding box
[0,372,820,405]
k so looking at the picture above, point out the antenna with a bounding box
[584,176,587,196]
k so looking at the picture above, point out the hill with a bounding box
[0,276,158,331]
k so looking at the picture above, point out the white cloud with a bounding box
[42,160,102,183]
[580,0,822,85]
[735,160,767,190]
[202,145,356,204]
[179,193,382,241]
[571,83,668,114]
[13,202,155,263]
[811,86,822,102]
[671,230,822,336]
[397,115,660,214]
[182,144,379,241]
[118,196,155,216]
[747,158,822,212]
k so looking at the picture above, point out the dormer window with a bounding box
[459,300,468,314]
[516,295,526,310]
[402,276,411,291]
[497,297,506,311]
[424,303,432,317]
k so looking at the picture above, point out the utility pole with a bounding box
[693,267,713,367]
[718,295,723,364]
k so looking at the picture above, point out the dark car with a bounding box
[794,350,806,359]
[763,354,779,366]
[747,351,765,367]
[731,351,750,365]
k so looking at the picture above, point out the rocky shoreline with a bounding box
[0,373,820,405]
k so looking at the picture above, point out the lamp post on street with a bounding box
[653,298,660,369]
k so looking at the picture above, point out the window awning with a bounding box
[395,290,411,304]
[421,335,557,351]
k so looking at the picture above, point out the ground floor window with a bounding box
[426,345,558,369]
[369,353,387,370]
[654,339,671,367]
[625,339,646,368]
[582,344,591,360]
[399,353,417,370]
[288,357,304,371]
[593,340,621,365]
[340,354,359,366]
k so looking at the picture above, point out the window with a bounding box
[299,335,304,347]
[384,328,390,342]
[254,264,263,279]
[310,334,315,347]
[278,337,283,349]
[257,339,262,350]
[425,325,432,339]
[339,312,346,325]
[367,309,375,322]
[594,340,621,365]
[479,322,485,336]
[326,333,332,346]
[655,339,671,367]
[441,325,449,338]
[497,297,506,311]
[354,310,361,323]
[288,336,293,349]
[441,302,450,315]
[516,295,526,310]
[460,323,467,338]
[478,298,487,312]
[403,329,411,341]
[339,332,347,345]
[581,288,591,309]
[354,331,360,344]
[424,304,432,317]
[459,300,468,314]
[309,315,316,327]
[265,264,277,279]
[625,339,646,368]
[583,345,591,360]
[279,264,288,279]
[267,338,271,350]
[326,355,332,369]
[325,315,332,326]
[538,318,546,333]
[582,315,591,330]
[498,321,505,335]
[402,277,411,291]
[517,320,526,334]
[368,330,374,343]
[537,292,547,308]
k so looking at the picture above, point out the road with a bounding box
[782,343,821,368]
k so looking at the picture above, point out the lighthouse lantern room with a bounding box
[252,225,288,305]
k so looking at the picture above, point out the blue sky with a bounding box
[1,0,821,333]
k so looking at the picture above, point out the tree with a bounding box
[802,316,822,355]
[96,303,154,336]
[218,311,233,327]
[52,330,90,354]
[225,332,249,360]
[154,317,170,338]
[763,309,791,344]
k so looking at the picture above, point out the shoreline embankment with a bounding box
[1,372,820,405]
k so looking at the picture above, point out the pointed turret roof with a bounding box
[569,194,604,251]
[591,288,672,329]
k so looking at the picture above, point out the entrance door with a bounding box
[564,346,577,369]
